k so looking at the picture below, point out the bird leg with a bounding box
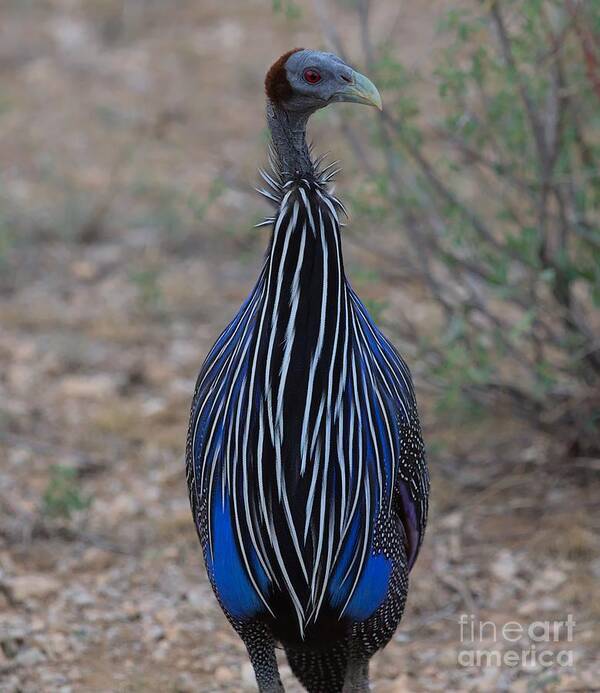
[241,622,284,693]
[342,658,370,692]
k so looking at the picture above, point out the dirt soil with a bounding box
[1,1,599,692]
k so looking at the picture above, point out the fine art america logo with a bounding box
[458,614,575,668]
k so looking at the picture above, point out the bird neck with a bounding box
[256,182,349,502]
[266,100,315,177]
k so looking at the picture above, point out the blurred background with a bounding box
[0,1,599,691]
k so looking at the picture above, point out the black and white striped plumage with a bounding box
[186,49,429,692]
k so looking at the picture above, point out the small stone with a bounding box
[44,632,69,658]
[8,574,60,602]
[60,374,119,398]
[144,624,164,642]
[94,493,140,522]
[186,586,209,611]
[591,557,600,578]
[80,547,114,571]
[30,618,46,632]
[1,676,21,693]
[151,639,170,662]
[66,585,95,607]
[377,676,414,693]
[70,260,97,280]
[8,448,30,467]
[214,665,235,683]
[142,397,167,416]
[155,607,177,627]
[440,511,462,530]
[41,670,67,685]
[490,549,517,582]
[531,566,566,593]
[68,667,82,681]
[123,601,141,620]
[16,647,46,666]
[0,551,17,573]
[174,672,196,693]
[241,661,256,688]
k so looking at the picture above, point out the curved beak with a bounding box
[332,70,383,111]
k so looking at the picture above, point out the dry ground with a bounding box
[1,1,599,692]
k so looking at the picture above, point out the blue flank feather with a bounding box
[328,516,360,609]
[328,517,392,620]
[345,553,392,621]
[207,492,269,619]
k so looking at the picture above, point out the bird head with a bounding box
[265,48,382,114]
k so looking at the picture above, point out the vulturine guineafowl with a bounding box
[186,49,430,692]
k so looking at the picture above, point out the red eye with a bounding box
[303,69,322,84]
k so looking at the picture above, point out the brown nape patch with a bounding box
[265,48,304,104]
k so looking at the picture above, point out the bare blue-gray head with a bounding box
[264,48,382,175]
[266,48,382,113]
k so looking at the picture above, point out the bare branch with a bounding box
[357,0,375,69]
[566,0,600,101]
[382,112,505,253]
[490,2,550,171]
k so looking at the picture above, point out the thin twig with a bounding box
[312,0,347,59]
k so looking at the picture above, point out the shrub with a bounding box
[337,0,599,454]
[43,465,90,519]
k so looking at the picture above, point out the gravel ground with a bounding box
[1,1,599,691]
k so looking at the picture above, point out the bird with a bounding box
[186,48,429,693]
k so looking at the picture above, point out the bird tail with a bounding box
[284,643,348,693]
